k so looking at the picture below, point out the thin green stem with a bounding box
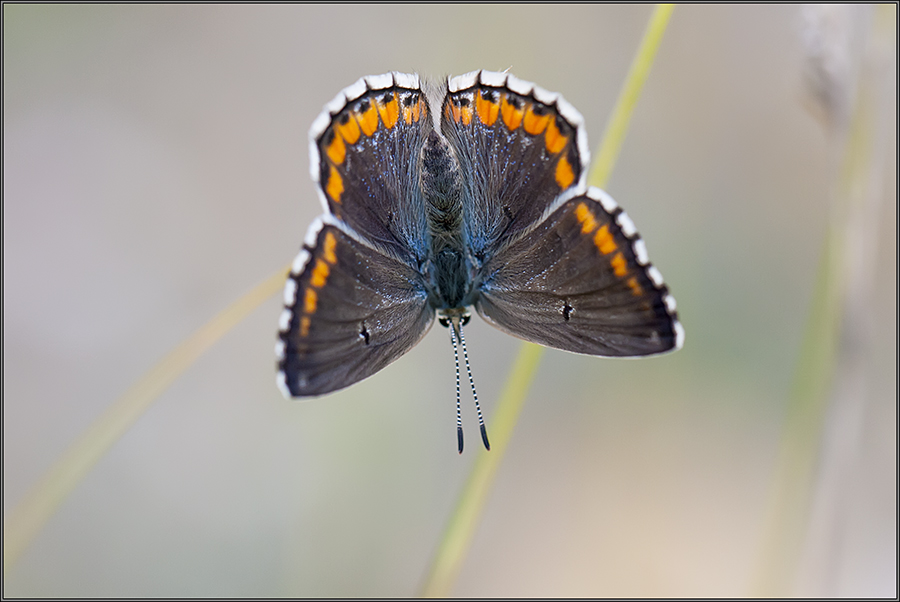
[3,265,291,576]
[420,343,544,597]
[420,5,676,597]
[589,3,675,189]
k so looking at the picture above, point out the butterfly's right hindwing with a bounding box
[310,73,433,266]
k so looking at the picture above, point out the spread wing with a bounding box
[474,188,683,356]
[277,218,433,396]
[279,72,441,397]
[310,72,433,266]
[439,70,590,262]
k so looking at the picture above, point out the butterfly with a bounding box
[276,70,683,452]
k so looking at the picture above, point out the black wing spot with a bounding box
[507,95,522,109]
[360,323,371,345]
[566,146,581,176]
[358,99,371,112]
[339,113,351,125]
[562,301,573,322]
[481,89,497,103]
[532,104,547,116]
[403,93,418,107]
[381,92,393,104]
[502,205,513,221]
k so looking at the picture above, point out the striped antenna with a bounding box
[449,319,464,454]
[455,318,490,451]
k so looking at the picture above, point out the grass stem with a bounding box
[420,5,676,596]
[3,265,290,576]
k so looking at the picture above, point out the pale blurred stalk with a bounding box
[753,5,896,596]
[420,4,676,597]
[2,265,291,576]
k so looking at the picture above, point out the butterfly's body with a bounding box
[420,131,472,312]
[277,70,682,410]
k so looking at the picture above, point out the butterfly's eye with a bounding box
[461,315,471,326]
[438,317,450,328]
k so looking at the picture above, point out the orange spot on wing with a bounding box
[325,131,346,165]
[310,259,330,288]
[304,288,318,314]
[300,316,311,337]
[323,232,338,264]
[476,90,499,125]
[593,224,618,255]
[627,276,644,296]
[460,104,472,125]
[377,93,399,129]
[403,97,424,124]
[325,165,344,203]
[555,155,575,189]
[611,252,628,277]
[356,103,379,136]
[575,202,598,234]
[335,115,360,144]
[523,104,550,135]
[500,94,524,130]
[449,100,473,125]
[544,117,568,154]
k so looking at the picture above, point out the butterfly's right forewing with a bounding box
[277,219,433,397]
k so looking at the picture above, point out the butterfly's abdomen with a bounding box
[420,130,472,309]
[421,130,462,233]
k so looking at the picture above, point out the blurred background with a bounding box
[3,4,895,597]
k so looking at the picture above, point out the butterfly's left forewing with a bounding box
[474,188,683,356]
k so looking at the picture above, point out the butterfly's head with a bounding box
[437,307,471,329]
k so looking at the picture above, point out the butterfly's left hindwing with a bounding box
[440,70,590,260]
[277,219,434,397]
[474,188,683,357]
